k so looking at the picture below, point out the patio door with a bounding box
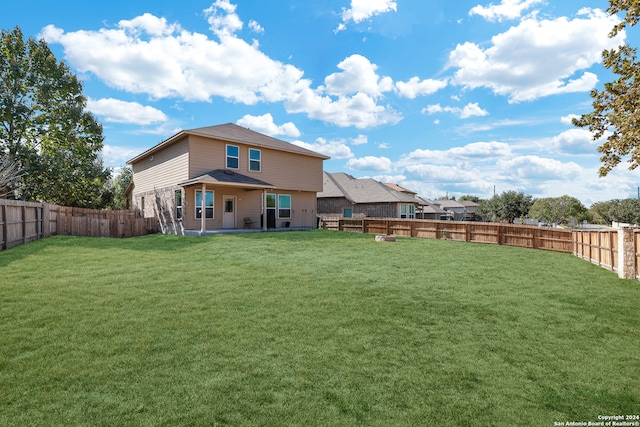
[223,195,236,228]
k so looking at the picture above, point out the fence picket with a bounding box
[0,199,158,252]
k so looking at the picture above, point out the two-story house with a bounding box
[127,123,329,234]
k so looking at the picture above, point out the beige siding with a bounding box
[188,135,226,177]
[188,136,324,191]
[132,138,190,197]
[181,185,317,230]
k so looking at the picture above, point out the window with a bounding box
[195,190,214,219]
[400,204,407,218]
[343,208,353,218]
[175,190,183,219]
[249,148,261,172]
[226,145,239,169]
[266,193,276,209]
[409,204,415,219]
[278,194,291,219]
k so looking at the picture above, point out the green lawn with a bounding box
[0,230,638,426]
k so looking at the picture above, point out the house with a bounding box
[433,199,480,221]
[127,123,329,234]
[383,183,448,220]
[317,172,426,218]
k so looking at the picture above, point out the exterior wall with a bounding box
[318,197,353,215]
[318,198,405,218]
[132,185,182,220]
[131,138,189,199]
[181,185,318,230]
[188,136,324,191]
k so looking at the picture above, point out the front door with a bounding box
[223,196,236,228]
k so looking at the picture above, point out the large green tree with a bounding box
[0,26,109,207]
[528,195,588,225]
[480,191,533,223]
[588,198,640,224]
[573,1,640,176]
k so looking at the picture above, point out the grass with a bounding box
[0,230,638,426]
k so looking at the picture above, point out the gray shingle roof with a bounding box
[178,169,275,189]
[319,172,424,204]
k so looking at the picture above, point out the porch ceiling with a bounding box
[178,169,276,189]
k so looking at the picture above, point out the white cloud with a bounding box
[323,54,393,98]
[292,137,354,160]
[402,141,512,165]
[236,113,300,137]
[346,155,392,172]
[469,0,544,22]
[498,155,582,180]
[422,102,489,119]
[560,114,580,125]
[248,20,264,34]
[351,134,368,145]
[447,8,624,102]
[338,0,398,29]
[102,145,143,165]
[395,77,448,99]
[549,128,600,155]
[204,0,243,37]
[40,3,401,129]
[286,89,401,129]
[87,98,168,125]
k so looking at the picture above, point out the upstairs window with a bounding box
[226,145,239,169]
[249,148,261,172]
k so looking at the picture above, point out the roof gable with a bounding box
[128,123,329,164]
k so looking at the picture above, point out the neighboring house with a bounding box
[417,200,449,220]
[127,123,329,234]
[318,172,426,218]
[434,199,480,221]
[383,183,448,220]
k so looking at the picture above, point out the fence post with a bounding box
[21,205,27,244]
[1,204,6,251]
[618,227,636,280]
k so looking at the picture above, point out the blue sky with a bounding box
[3,0,639,205]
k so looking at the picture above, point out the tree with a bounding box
[572,2,640,176]
[104,165,132,210]
[480,191,533,223]
[528,195,588,225]
[0,26,109,207]
[0,154,22,197]
[459,195,482,203]
[589,198,640,224]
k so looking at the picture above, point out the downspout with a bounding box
[262,189,268,231]
[200,183,206,236]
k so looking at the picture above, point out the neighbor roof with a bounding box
[319,172,425,204]
[128,123,330,164]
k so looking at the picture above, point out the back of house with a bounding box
[127,123,329,233]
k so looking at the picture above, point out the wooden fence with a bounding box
[572,230,618,273]
[320,218,573,252]
[320,217,640,281]
[0,199,157,252]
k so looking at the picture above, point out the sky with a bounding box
[3,0,640,205]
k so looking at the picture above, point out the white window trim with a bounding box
[226,144,239,170]
[195,189,215,219]
[249,148,261,172]
[277,194,291,219]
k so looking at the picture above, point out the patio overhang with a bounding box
[178,169,276,190]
